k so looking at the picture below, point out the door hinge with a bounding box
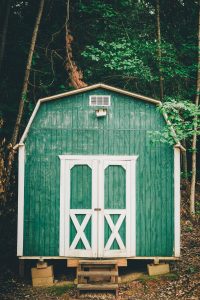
[94,208,101,211]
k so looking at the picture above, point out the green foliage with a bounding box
[79,1,117,18]
[149,97,200,145]
[82,37,192,86]
[82,39,153,81]
[187,265,199,274]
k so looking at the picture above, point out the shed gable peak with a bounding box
[17,84,184,151]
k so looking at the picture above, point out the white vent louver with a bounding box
[89,95,111,106]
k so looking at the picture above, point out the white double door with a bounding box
[59,155,137,258]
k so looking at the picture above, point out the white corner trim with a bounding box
[130,159,137,256]
[20,100,41,144]
[174,147,181,257]
[59,158,66,256]
[17,144,25,256]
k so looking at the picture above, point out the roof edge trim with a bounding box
[39,83,161,105]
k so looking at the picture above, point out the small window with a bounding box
[89,95,111,106]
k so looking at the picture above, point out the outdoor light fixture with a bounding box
[95,108,107,117]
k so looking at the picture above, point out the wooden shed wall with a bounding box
[23,88,174,257]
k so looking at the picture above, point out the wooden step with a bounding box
[77,283,118,291]
[79,260,117,265]
[77,271,118,277]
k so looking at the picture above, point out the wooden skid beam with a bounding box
[67,258,127,267]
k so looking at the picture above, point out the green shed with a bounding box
[17,83,182,261]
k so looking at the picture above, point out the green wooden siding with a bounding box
[70,165,92,209]
[23,88,174,257]
[104,165,126,209]
[104,165,126,249]
[70,165,92,249]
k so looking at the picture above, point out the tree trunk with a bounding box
[5,0,45,193]
[190,0,200,216]
[0,0,11,72]
[11,0,45,147]
[65,0,87,89]
[156,0,164,101]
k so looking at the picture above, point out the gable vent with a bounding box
[89,95,111,106]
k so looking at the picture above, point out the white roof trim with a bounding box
[39,83,161,105]
[18,83,185,150]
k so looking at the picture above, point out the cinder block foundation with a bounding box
[147,263,170,276]
[31,265,54,287]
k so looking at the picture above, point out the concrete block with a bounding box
[31,265,53,278]
[147,263,170,276]
[32,277,54,287]
[31,265,54,287]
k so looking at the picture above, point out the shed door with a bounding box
[60,156,136,258]
[64,160,98,257]
[99,160,131,257]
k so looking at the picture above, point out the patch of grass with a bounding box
[185,226,193,232]
[187,266,199,274]
[161,273,179,280]
[43,283,74,296]
[138,273,178,282]
[139,274,159,282]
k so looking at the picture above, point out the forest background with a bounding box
[0,0,199,270]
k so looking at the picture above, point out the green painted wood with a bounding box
[70,165,92,209]
[23,87,174,257]
[70,165,92,249]
[104,165,126,209]
[104,165,126,250]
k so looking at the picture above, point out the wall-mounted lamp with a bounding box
[95,108,107,117]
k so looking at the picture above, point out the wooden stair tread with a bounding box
[77,271,118,276]
[78,283,118,290]
[79,260,117,265]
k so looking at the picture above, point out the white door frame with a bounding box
[59,155,138,258]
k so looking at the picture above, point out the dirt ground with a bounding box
[0,182,199,300]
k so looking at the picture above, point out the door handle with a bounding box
[94,208,101,211]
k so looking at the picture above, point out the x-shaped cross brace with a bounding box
[70,213,91,250]
[104,214,126,250]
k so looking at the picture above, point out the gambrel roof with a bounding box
[17,83,185,151]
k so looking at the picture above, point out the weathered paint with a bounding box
[23,88,174,257]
